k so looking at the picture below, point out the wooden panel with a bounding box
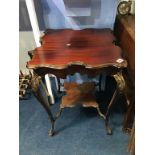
[114,15,135,83]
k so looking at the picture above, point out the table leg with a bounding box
[27,50,56,105]
[53,108,64,134]
[96,88,118,135]
[31,74,55,136]
[113,71,131,132]
[106,89,118,135]
[96,70,127,135]
[98,71,127,135]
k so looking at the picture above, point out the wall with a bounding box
[19,32,36,73]
[41,0,118,29]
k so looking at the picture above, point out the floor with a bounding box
[19,77,129,155]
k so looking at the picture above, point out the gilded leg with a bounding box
[49,108,63,136]
[31,74,55,136]
[96,106,112,135]
[97,71,126,135]
[105,89,118,135]
[112,71,130,133]
[112,71,126,93]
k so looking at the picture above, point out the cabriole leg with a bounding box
[113,71,129,132]
[31,74,55,136]
[96,88,118,135]
[105,89,118,135]
[49,108,63,135]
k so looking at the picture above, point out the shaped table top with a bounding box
[27,29,126,70]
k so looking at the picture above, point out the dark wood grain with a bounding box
[27,29,126,74]
[42,29,116,45]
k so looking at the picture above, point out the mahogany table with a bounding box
[27,29,128,136]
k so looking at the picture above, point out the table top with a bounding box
[27,29,126,70]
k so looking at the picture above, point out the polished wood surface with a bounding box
[61,82,97,108]
[114,15,135,82]
[42,29,116,45]
[27,29,126,71]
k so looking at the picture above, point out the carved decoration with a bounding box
[113,71,126,92]
[31,74,41,92]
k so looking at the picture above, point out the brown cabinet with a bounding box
[114,15,135,131]
[114,15,135,83]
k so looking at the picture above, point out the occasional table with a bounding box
[27,29,128,136]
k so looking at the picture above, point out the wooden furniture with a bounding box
[61,82,97,109]
[114,15,135,132]
[27,29,128,136]
[114,15,135,82]
[128,121,135,155]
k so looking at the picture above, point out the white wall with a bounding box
[42,0,118,29]
[19,31,36,72]
[19,31,45,72]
